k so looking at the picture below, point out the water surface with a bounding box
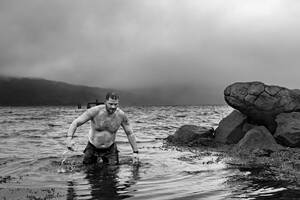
[0,106,298,199]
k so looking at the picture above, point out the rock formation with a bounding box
[216,81,300,148]
[166,81,300,149]
[214,110,247,144]
[275,112,300,147]
[166,125,214,146]
[224,81,300,133]
[236,126,282,154]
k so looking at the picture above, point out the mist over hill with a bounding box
[0,76,224,106]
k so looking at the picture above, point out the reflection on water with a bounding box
[66,163,140,200]
[85,164,138,200]
[0,106,299,200]
[65,163,140,200]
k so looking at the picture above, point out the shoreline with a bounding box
[164,141,300,188]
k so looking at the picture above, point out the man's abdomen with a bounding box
[89,130,115,148]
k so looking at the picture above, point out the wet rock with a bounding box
[275,112,300,148]
[236,126,282,155]
[166,125,214,146]
[242,122,257,135]
[214,110,247,144]
[224,82,300,133]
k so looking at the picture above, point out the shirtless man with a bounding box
[66,92,138,165]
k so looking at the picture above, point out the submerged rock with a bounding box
[275,112,300,148]
[214,110,247,144]
[224,81,300,133]
[166,125,214,146]
[236,126,282,155]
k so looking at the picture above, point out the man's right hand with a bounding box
[132,152,139,163]
[66,137,75,151]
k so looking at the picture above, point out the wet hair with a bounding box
[105,92,119,100]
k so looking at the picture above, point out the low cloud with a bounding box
[1,0,300,101]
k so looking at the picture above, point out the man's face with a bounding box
[105,98,119,114]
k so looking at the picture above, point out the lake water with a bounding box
[0,106,299,200]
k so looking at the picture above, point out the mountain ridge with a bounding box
[0,76,140,106]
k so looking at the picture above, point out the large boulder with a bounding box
[275,112,300,148]
[236,126,282,154]
[215,110,247,144]
[224,81,300,133]
[166,125,214,146]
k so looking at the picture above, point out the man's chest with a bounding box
[92,113,122,132]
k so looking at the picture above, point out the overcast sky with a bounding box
[1,0,300,103]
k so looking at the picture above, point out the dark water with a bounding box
[0,106,299,200]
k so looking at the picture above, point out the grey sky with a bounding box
[1,0,300,97]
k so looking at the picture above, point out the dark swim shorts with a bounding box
[83,142,119,165]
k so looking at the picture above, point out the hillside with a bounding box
[0,77,140,106]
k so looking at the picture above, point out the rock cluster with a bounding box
[167,81,300,152]
[217,81,300,149]
[224,81,300,133]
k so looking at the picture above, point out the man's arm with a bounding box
[121,114,138,153]
[67,107,98,143]
[67,113,90,138]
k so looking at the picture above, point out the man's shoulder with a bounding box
[117,108,129,119]
[89,105,105,111]
[94,105,105,110]
[116,108,129,123]
[86,105,105,115]
[116,108,125,116]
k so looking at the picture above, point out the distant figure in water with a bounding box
[67,92,138,165]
